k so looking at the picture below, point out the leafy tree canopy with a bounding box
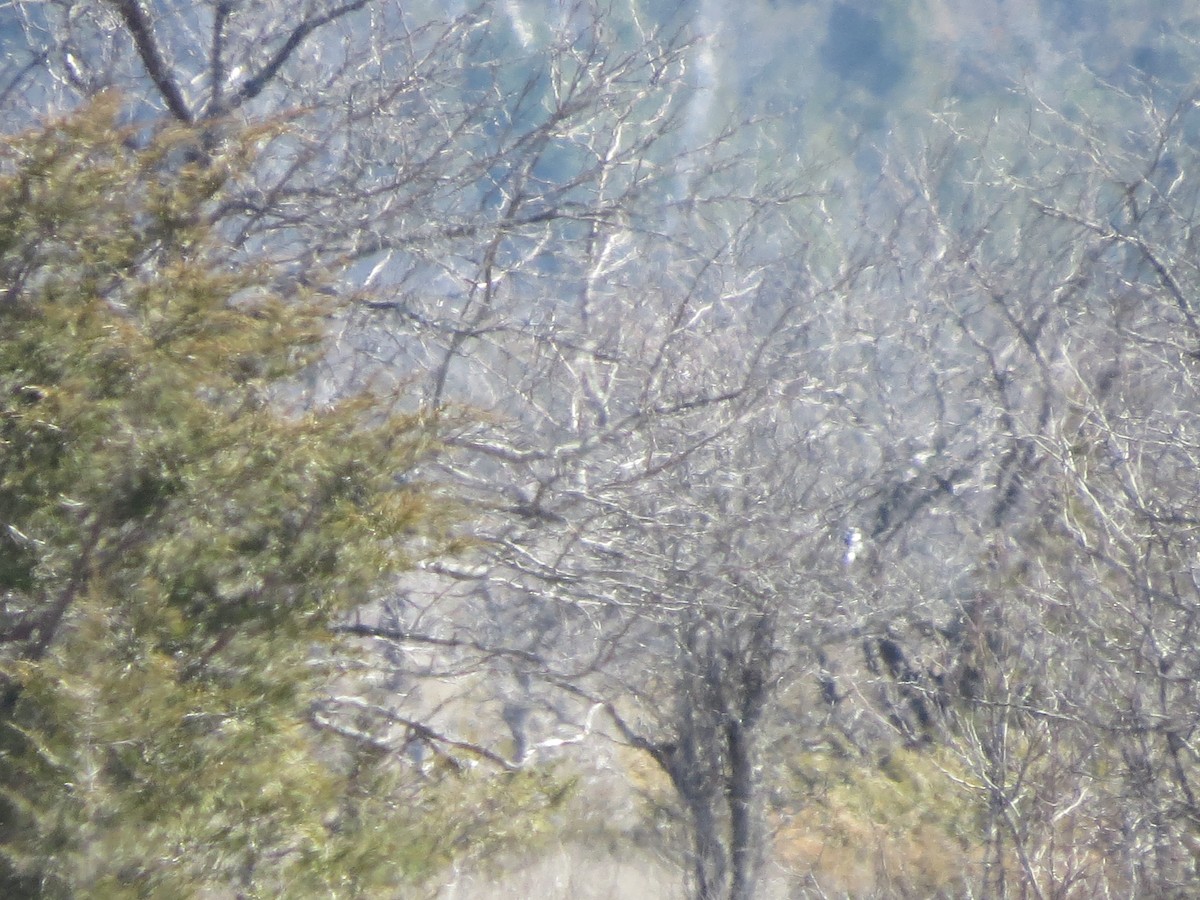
[0,94,477,898]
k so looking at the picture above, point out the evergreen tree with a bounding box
[0,95,495,898]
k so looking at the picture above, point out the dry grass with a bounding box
[437,843,683,900]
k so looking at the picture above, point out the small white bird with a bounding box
[843,527,863,567]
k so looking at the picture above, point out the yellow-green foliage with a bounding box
[776,745,982,897]
[0,96,481,897]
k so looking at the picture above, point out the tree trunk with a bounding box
[726,718,760,900]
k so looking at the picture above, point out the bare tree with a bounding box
[838,70,1200,897]
[1,4,874,897]
[21,5,1200,899]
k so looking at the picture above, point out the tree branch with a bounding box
[109,0,193,123]
[315,695,519,770]
[232,1,370,109]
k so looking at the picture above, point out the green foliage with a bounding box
[0,95,485,897]
[777,745,981,896]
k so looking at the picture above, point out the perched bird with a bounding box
[843,526,863,567]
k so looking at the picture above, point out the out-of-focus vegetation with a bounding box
[0,96,570,898]
[5,2,1200,898]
